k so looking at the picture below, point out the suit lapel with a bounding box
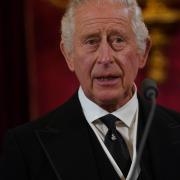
[34,94,99,180]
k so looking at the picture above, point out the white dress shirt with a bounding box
[78,85,140,180]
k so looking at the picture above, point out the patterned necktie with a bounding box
[100,114,132,177]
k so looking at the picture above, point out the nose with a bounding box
[97,39,113,65]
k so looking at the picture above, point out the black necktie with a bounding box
[100,114,132,177]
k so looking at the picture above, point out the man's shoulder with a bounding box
[156,104,180,121]
[155,105,180,135]
[5,109,59,143]
[138,95,180,131]
[139,95,180,120]
[9,92,81,136]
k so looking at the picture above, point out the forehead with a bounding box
[74,0,131,31]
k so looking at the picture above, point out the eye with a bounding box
[115,37,123,43]
[109,35,125,50]
[85,37,100,46]
[111,36,123,44]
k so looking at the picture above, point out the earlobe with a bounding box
[139,38,152,68]
[60,41,75,71]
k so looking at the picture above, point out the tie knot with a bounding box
[100,114,119,131]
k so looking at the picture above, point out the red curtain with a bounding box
[28,0,79,119]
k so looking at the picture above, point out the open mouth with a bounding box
[94,75,121,86]
[96,76,119,81]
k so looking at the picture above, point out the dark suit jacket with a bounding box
[0,93,180,180]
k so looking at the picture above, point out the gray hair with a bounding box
[61,0,149,54]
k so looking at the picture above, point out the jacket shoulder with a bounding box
[8,92,81,136]
[156,104,180,122]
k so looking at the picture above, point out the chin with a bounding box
[94,93,121,105]
[93,89,131,108]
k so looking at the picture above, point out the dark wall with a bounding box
[0,0,29,150]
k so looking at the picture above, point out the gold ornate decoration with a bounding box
[143,0,180,24]
[142,0,180,84]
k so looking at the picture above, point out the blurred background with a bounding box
[0,0,180,151]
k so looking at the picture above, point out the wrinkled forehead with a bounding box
[74,0,131,25]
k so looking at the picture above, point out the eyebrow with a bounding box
[107,28,127,36]
[81,32,101,40]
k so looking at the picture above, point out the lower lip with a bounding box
[94,77,121,86]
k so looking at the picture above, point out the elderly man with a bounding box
[1,0,180,180]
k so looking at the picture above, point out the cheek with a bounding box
[119,52,140,79]
[73,52,94,82]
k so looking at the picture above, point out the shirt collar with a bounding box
[78,85,138,128]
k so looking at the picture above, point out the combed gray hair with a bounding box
[61,0,149,54]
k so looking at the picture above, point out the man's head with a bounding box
[60,0,151,112]
[61,0,149,54]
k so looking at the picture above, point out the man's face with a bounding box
[61,1,150,111]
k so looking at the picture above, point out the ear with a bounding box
[139,38,152,69]
[60,41,75,72]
